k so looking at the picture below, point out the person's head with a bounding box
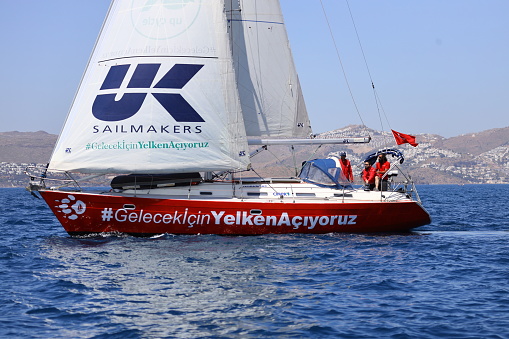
[364,161,371,168]
[340,151,347,158]
[378,153,387,163]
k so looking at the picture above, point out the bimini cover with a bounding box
[299,156,351,189]
[364,148,404,165]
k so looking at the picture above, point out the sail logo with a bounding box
[131,0,201,40]
[55,195,86,220]
[142,0,196,11]
[92,63,204,123]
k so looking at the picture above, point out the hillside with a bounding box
[0,131,57,163]
[249,125,509,184]
[436,127,509,156]
[1,126,509,187]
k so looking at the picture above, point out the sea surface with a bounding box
[1,185,509,338]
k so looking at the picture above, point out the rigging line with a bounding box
[291,145,299,176]
[318,0,367,129]
[246,161,283,196]
[343,0,382,139]
[373,87,394,146]
[345,0,393,146]
[249,166,280,195]
[345,0,374,88]
[265,146,297,175]
[305,144,323,164]
[371,83,389,146]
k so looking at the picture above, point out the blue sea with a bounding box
[1,185,509,338]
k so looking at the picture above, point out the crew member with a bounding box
[339,152,354,183]
[362,161,376,190]
[375,153,390,191]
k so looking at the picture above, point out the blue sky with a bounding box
[0,0,507,138]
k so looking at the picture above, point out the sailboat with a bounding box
[27,0,430,236]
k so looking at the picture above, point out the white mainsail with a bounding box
[49,0,250,174]
[226,0,313,139]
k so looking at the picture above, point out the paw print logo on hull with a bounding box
[55,195,86,220]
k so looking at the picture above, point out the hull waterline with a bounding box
[40,190,431,236]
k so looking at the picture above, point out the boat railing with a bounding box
[379,162,422,204]
[25,165,82,192]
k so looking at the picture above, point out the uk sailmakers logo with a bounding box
[92,63,205,134]
[131,0,201,40]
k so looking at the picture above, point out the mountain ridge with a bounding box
[1,126,508,187]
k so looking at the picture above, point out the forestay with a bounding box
[49,0,250,174]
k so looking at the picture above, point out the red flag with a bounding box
[391,129,419,147]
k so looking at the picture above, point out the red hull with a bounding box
[40,190,431,236]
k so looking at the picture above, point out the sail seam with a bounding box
[98,56,219,63]
[227,19,283,25]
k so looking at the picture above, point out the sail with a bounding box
[49,0,250,174]
[226,0,313,138]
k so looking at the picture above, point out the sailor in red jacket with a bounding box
[362,161,376,190]
[375,153,391,191]
[339,152,354,183]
